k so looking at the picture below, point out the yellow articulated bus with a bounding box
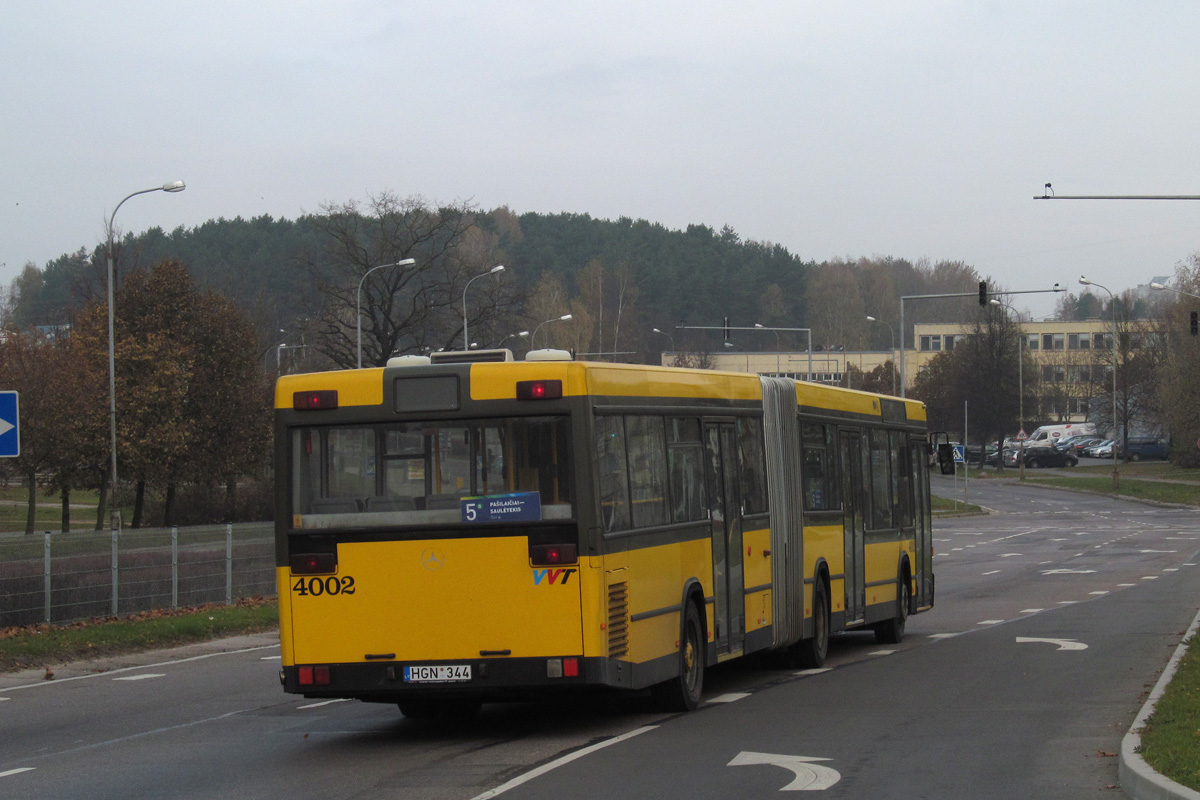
[274,349,933,717]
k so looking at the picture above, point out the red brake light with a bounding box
[293,390,338,410]
[530,543,577,565]
[563,657,579,677]
[291,553,337,575]
[516,380,563,401]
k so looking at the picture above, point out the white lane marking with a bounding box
[0,697,9,702]
[708,693,750,703]
[870,650,896,656]
[113,673,165,682]
[1042,568,1096,575]
[1058,601,1079,605]
[0,644,278,693]
[0,768,35,778]
[1141,576,1159,581]
[1119,583,1136,586]
[795,668,832,675]
[297,698,351,710]
[470,725,657,800]
[1164,568,1179,573]
[999,553,1022,558]
[1020,608,1044,613]
[1089,591,1110,596]
[978,620,1004,625]
[260,656,282,660]
[1140,549,1177,554]
[928,633,959,639]
[982,570,1000,576]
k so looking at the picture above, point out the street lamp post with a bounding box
[989,299,1025,479]
[356,258,417,368]
[105,181,185,535]
[865,315,896,395]
[532,314,573,348]
[1151,282,1200,301]
[499,330,530,349]
[1079,275,1120,484]
[754,323,782,375]
[462,265,505,351]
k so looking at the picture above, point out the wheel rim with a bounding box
[683,616,701,694]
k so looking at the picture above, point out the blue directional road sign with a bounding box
[0,391,18,457]
[951,444,965,464]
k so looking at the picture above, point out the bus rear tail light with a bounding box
[298,665,332,686]
[530,543,577,566]
[546,657,580,678]
[294,390,338,410]
[516,380,562,401]
[291,553,337,575]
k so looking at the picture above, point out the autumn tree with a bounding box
[0,331,82,533]
[72,260,271,526]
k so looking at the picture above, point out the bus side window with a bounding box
[595,415,631,533]
[626,416,668,528]
[737,418,768,514]
[801,422,838,511]
[868,428,892,530]
[667,418,707,523]
[890,431,912,527]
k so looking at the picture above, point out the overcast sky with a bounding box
[4,2,1200,320]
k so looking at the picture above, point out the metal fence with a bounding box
[0,522,276,628]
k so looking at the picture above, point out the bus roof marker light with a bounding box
[517,380,563,401]
[293,390,338,410]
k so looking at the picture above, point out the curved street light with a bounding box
[499,330,530,349]
[532,313,572,348]
[356,258,417,368]
[1150,281,1200,301]
[1079,275,1120,480]
[462,265,505,350]
[105,181,186,537]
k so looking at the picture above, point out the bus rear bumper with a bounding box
[281,656,610,701]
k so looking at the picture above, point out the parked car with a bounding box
[1067,437,1103,456]
[1085,440,1115,458]
[1123,437,1169,461]
[1004,446,1078,468]
[1054,435,1086,452]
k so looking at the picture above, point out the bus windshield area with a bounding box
[291,416,573,529]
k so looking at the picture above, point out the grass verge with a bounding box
[931,494,983,515]
[1139,637,1200,791]
[1016,475,1200,505]
[0,597,278,673]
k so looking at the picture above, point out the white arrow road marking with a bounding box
[0,768,35,778]
[113,673,165,681]
[1041,568,1097,575]
[1016,637,1088,651]
[0,419,13,437]
[728,751,842,791]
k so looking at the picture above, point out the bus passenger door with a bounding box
[911,441,934,609]
[839,429,866,624]
[705,422,745,656]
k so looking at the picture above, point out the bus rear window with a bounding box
[291,416,572,528]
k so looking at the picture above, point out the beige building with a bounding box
[664,317,1119,423]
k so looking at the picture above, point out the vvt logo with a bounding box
[533,568,577,585]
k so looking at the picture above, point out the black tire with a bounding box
[397,696,481,721]
[874,576,910,644]
[653,599,704,712]
[793,580,830,668]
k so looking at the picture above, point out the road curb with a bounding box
[1120,607,1200,800]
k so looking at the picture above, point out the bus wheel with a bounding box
[874,578,909,644]
[398,696,481,721]
[792,580,829,668]
[653,600,704,712]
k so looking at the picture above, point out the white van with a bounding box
[1024,422,1098,450]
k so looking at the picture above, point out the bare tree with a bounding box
[309,193,521,366]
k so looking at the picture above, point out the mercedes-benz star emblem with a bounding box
[421,549,444,571]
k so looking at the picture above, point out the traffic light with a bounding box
[1191,310,1198,336]
[978,281,987,307]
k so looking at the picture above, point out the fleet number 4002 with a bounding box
[292,576,356,596]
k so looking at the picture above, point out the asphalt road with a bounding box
[1,477,1197,799]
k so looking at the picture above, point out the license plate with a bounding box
[403,665,472,683]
